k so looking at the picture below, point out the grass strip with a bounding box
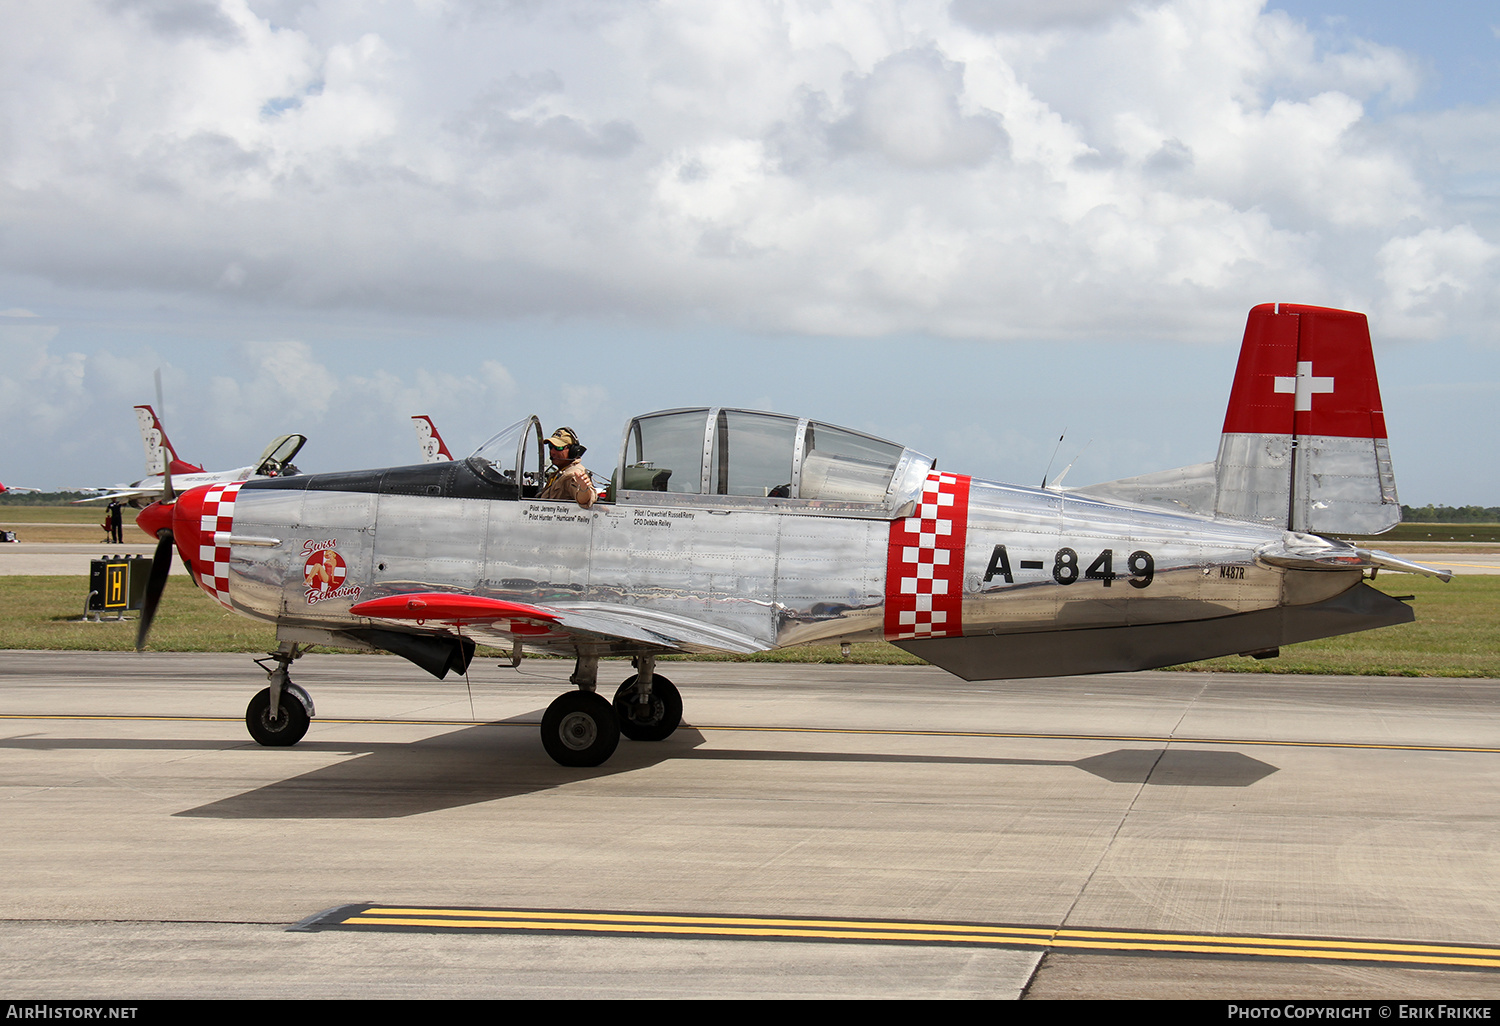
[0,574,1492,676]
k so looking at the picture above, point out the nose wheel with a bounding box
[246,642,313,747]
[246,686,311,746]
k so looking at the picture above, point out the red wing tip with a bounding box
[350,594,560,623]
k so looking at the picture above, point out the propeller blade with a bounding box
[155,368,174,502]
[135,529,174,651]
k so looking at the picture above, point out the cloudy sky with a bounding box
[3,0,1497,505]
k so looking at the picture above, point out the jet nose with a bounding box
[135,500,174,540]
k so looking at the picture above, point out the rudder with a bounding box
[1215,304,1400,534]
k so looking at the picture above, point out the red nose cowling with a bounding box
[134,484,218,594]
[135,500,173,541]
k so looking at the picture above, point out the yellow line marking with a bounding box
[323,906,1500,969]
[4,713,1498,753]
[362,907,1054,937]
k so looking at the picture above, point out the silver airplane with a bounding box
[134,304,1447,767]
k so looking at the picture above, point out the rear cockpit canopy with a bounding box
[615,408,933,518]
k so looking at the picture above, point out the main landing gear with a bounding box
[540,653,681,767]
[247,642,314,747]
[235,642,674,766]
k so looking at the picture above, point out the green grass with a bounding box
[1,504,153,543]
[1,577,281,653]
[0,505,120,524]
[1164,575,1500,677]
[0,574,1493,677]
[1339,522,1500,544]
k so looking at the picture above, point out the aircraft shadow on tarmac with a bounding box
[2,715,1278,819]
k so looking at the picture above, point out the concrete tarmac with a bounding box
[3,652,1499,999]
[0,543,187,576]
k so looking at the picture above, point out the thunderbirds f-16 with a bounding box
[83,405,306,507]
[134,304,1447,767]
[412,415,454,464]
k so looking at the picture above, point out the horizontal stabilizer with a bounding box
[1254,534,1451,581]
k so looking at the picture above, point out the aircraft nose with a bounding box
[135,500,174,540]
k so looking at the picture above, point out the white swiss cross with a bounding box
[1274,361,1335,411]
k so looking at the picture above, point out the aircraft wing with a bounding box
[349,593,769,655]
[73,486,162,505]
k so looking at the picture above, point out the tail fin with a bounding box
[134,405,174,476]
[1215,304,1400,534]
[133,405,204,477]
[412,415,454,463]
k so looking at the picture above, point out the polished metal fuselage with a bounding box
[221,471,1360,661]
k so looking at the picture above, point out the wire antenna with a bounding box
[1041,428,1066,488]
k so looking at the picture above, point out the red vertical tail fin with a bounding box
[1216,304,1399,534]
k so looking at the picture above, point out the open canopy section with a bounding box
[467,416,547,495]
[254,434,307,478]
[615,408,934,517]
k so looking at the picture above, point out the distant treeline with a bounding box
[1402,505,1500,523]
[0,492,97,506]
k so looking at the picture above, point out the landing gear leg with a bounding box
[247,642,314,747]
[570,653,600,692]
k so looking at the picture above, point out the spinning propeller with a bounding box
[135,462,175,651]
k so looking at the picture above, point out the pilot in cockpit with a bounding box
[539,427,596,508]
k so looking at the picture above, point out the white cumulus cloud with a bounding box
[0,0,1493,344]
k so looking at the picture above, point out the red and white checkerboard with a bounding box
[883,472,970,640]
[193,482,242,610]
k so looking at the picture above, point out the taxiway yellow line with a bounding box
[317,905,1500,970]
[3,712,1497,753]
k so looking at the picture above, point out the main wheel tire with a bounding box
[541,691,621,767]
[246,687,310,747]
[613,673,682,742]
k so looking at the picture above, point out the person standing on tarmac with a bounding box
[538,427,596,509]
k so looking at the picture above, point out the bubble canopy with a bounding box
[615,408,933,515]
[466,408,933,515]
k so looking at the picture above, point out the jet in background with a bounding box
[81,405,307,507]
[413,415,454,463]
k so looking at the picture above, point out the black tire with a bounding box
[246,687,310,747]
[541,691,620,767]
[613,673,682,742]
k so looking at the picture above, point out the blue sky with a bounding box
[3,0,1497,506]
